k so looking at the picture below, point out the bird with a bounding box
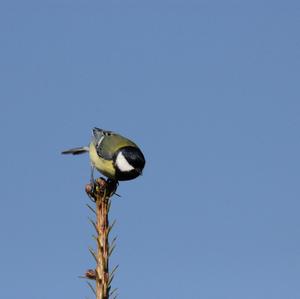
[62,127,146,182]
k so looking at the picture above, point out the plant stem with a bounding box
[95,188,109,299]
[86,178,117,299]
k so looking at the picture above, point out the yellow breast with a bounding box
[89,143,116,179]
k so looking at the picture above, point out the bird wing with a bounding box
[92,127,137,160]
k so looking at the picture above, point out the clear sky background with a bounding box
[1,0,300,298]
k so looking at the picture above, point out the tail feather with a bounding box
[61,146,89,155]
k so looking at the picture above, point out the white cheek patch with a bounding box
[116,152,135,172]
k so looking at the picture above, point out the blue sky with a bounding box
[1,0,300,298]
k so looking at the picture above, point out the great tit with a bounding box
[62,127,145,182]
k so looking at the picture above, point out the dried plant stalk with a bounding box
[85,178,118,299]
[96,188,109,298]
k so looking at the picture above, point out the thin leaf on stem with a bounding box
[86,281,96,296]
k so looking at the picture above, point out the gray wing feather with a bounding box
[92,127,113,143]
[92,127,137,160]
[92,127,115,160]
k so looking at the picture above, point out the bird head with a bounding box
[114,146,145,181]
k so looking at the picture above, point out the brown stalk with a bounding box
[85,178,118,299]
